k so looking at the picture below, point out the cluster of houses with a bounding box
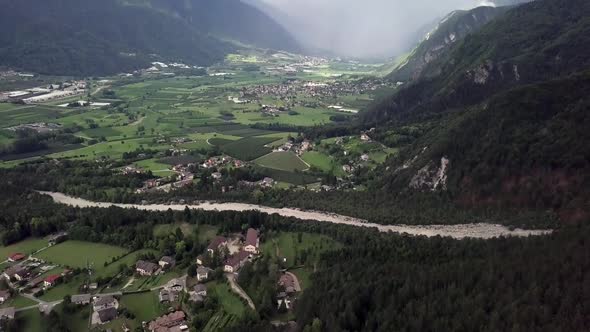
[274,139,312,156]
[135,255,176,277]
[198,228,260,275]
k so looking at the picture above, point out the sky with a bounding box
[250,0,507,58]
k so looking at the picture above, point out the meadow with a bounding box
[35,240,128,269]
[254,151,309,172]
[0,237,48,258]
[262,232,342,269]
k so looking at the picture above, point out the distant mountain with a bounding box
[0,0,299,76]
[388,6,507,82]
[364,0,590,223]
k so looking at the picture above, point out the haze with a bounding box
[251,0,504,58]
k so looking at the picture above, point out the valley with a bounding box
[0,0,588,331]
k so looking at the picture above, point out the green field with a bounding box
[36,241,128,269]
[304,151,340,171]
[254,152,309,172]
[0,295,37,309]
[0,237,47,259]
[219,136,276,161]
[262,232,341,269]
[153,223,219,243]
[120,291,165,323]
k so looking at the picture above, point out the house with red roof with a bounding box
[7,253,25,262]
[244,228,259,254]
[43,275,61,288]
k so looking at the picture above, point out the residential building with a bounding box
[7,253,25,262]
[158,289,177,303]
[207,236,227,256]
[193,284,207,296]
[164,277,185,292]
[244,228,259,254]
[95,307,117,325]
[43,275,61,288]
[148,311,186,332]
[159,256,176,269]
[93,295,118,312]
[196,267,212,281]
[3,265,23,280]
[136,260,159,276]
[71,294,91,305]
[224,251,251,273]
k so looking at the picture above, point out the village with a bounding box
[0,225,309,331]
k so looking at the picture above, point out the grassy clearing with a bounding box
[131,158,174,176]
[120,291,164,323]
[301,151,338,172]
[36,241,128,270]
[254,152,309,172]
[262,232,341,269]
[0,295,37,309]
[153,223,218,243]
[0,237,47,259]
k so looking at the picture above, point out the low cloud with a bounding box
[251,0,510,57]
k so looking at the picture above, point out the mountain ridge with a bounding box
[0,0,299,76]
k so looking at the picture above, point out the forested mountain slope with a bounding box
[0,0,298,76]
[365,0,590,223]
[389,6,507,82]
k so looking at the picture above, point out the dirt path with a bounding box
[39,191,552,240]
[285,272,302,292]
[226,273,256,311]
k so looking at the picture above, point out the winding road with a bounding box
[39,191,552,240]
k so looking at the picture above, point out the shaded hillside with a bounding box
[389,6,507,82]
[381,72,590,222]
[365,0,590,222]
[0,0,298,76]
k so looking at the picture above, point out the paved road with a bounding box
[40,191,553,239]
[225,273,256,311]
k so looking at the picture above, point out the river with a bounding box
[40,191,552,240]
